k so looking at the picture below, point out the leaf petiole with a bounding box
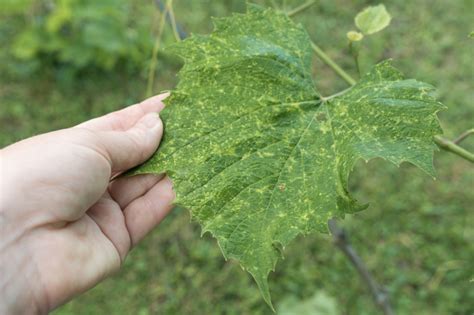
[434,136,474,163]
[320,86,353,102]
[287,0,317,17]
[311,42,357,86]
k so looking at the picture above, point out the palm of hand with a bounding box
[0,94,174,313]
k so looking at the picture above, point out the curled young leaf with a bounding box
[347,30,364,41]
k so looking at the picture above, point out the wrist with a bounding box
[0,152,52,314]
[0,226,49,314]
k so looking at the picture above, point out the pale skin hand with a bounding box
[0,93,175,315]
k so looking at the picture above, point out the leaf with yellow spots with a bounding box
[132,4,443,309]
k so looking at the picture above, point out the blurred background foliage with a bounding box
[0,0,473,314]
[2,0,155,74]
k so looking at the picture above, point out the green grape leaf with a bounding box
[355,4,392,35]
[132,4,443,308]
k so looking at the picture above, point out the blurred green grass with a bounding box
[1,0,473,314]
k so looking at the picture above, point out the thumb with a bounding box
[87,112,163,173]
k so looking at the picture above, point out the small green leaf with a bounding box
[355,4,392,35]
[132,4,443,308]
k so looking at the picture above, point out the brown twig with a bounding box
[328,219,395,315]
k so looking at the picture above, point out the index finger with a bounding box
[76,93,170,132]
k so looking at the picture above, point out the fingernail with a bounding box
[159,91,171,100]
[141,113,161,128]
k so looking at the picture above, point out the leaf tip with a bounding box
[249,268,274,311]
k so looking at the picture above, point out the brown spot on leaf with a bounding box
[316,112,327,122]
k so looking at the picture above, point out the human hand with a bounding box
[0,93,175,314]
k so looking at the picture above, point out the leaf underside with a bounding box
[132,4,443,308]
